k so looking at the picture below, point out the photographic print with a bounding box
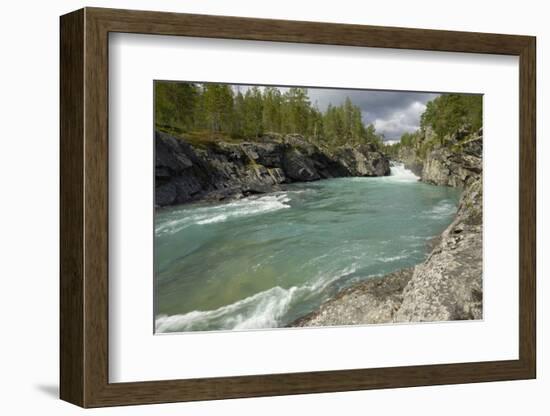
[154,82,483,333]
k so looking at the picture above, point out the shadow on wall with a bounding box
[34,384,58,399]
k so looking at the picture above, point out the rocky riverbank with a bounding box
[399,127,482,188]
[155,131,390,207]
[291,129,483,327]
[291,268,414,327]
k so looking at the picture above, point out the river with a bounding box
[154,164,461,333]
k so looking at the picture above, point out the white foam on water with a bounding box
[156,193,291,235]
[386,163,420,183]
[425,199,456,219]
[401,235,433,241]
[155,265,357,333]
[284,188,314,195]
[232,286,299,330]
[378,254,409,263]
[339,163,418,184]
[196,214,227,225]
[155,285,298,332]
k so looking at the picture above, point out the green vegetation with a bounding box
[420,94,482,143]
[155,81,384,148]
[385,93,482,158]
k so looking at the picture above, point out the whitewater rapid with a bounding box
[156,265,357,332]
[156,193,292,236]
[387,162,421,182]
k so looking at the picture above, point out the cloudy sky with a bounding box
[308,88,439,140]
[236,85,439,141]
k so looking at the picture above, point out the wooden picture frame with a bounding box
[60,7,536,408]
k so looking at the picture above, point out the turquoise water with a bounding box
[155,164,460,333]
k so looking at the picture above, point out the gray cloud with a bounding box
[307,89,439,139]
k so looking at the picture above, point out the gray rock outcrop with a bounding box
[291,268,414,327]
[421,136,482,187]
[334,144,393,177]
[155,131,390,206]
[398,128,482,188]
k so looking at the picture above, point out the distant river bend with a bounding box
[155,164,460,333]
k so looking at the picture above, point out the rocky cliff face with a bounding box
[155,131,390,206]
[291,129,483,327]
[396,146,424,177]
[420,132,482,187]
[398,127,482,188]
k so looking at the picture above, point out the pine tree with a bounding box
[154,81,199,132]
[242,87,264,138]
[262,87,282,133]
[308,105,324,142]
[420,93,482,144]
[202,84,234,134]
[283,88,310,134]
[232,90,245,137]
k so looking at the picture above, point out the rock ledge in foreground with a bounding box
[290,268,414,327]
